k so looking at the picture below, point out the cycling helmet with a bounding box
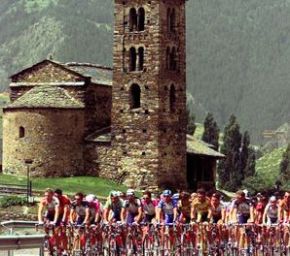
[162,189,172,196]
[126,189,135,196]
[110,191,118,197]
[269,196,277,202]
[86,194,96,203]
[172,193,179,200]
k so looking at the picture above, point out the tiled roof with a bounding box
[65,62,112,86]
[6,86,85,109]
[186,135,225,158]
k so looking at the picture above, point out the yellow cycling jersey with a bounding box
[191,198,210,214]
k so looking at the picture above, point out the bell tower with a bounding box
[111,0,187,189]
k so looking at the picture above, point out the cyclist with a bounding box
[254,193,267,224]
[232,190,254,224]
[208,193,225,224]
[103,191,123,223]
[54,189,71,224]
[141,191,156,223]
[263,196,279,225]
[54,189,71,255]
[38,188,60,225]
[84,194,102,225]
[191,188,210,223]
[70,192,88,225]
[279,191,290,223]
[121,189,142,224]
[177,191,191,223]
[156,189,178,224]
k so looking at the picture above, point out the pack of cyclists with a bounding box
[38,187,290,227]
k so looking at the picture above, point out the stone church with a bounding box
[2,0,223,189]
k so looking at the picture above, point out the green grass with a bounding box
[0,175,127,198]
[255,147,285,185]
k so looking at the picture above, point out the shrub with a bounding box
[0,196,27,208]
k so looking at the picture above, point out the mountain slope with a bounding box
[1,0,290,142]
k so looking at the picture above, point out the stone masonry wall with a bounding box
[3,109,84,177]
[85,84,112,136]
[106,0,187,189]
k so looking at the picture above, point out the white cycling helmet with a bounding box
[85,194,96,203]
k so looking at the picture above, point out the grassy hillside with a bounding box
[1,1,290,142]
[0,174,127,198]
[255,147,284,186]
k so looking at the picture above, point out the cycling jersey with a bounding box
[192,198,210,222]
[123,198,141,224]
[177,200,191,223]
[41,196,60,222]
[264,204,278,224]
[233,199,252,224]
[71,200,88,224]
[58,195,71,222]
[141,199,156,223]
[210,203,224,223]
[104,199,123,221]
[158,200,177,224]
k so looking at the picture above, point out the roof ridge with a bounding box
[65,62,112,71]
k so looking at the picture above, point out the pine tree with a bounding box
[187,108,196,135]
[240,131,250,179]
[217,115,242,191]
[244,147,256,178]
[202,112,220,150]
[280,143,290,181]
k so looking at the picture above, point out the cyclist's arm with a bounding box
[84,207,90,225]
[190,203,196,221]
[38,202,44,223]
[53,205,60,224]
[173,206,178,222]
[249,206,254,223]
[156,206,162,223]
[62,204,70,222]
[69,207,75,223]
[278,204,284,222]
[121,207,126,223]
[231,207,238,223]
[262,205,268,224]
[135,206,142,223]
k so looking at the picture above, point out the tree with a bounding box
[243,147,256,178]
[240,131,250,179]
[217,115,242,191]
[280,143,290,181]
[202,113,220,150]
[187,108,196,135]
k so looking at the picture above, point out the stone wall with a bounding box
[3,108,84,177]
[107,0,187,189]
[85,84,112,136]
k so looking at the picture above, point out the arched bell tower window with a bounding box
[138,47,144,71]
[129,47,137,71]
[19,126,25,138]
[130,84,141,109]
[167,8,171,32]
[166,47,170,70]
[129,8,137,32]
[170,47,176,70]
[170,8,176,32]
[169,84,176,112]
[137,8,145,31]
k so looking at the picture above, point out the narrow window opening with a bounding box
[19,126,25,138]
[166,47,170,70]
[129,8,137,31]
[137,8,145,31]
[167,8,171,33]
[143,129,147,133]
[170,9,176,32]
[129,47,137,71]
[130,83,141,109]
[138,47,144,71]
[170,47,176,70]
[144,109,149,114]
[170,84,176,112]
[142,152,146,156]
